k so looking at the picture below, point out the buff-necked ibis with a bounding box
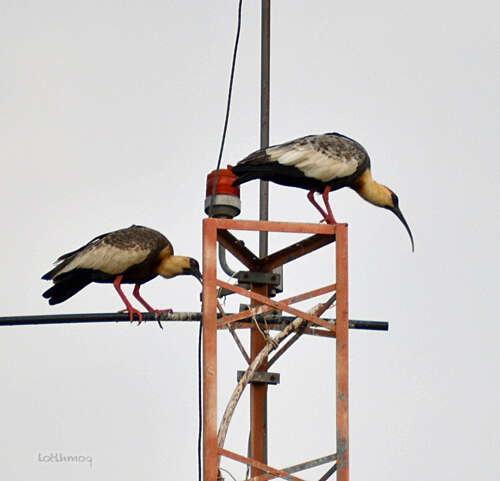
[231,132,414,251]
[42,225,202,327]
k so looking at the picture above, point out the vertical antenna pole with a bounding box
[259,0,270,256]
[250,1,271,477]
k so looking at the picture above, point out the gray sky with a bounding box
[1,1,498,480]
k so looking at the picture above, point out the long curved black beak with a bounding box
[391,207,414,252]
[192,267,203,284]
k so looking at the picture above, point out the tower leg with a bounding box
[250,284,269,477]
[202,219,219,481]
[336,224,349,480]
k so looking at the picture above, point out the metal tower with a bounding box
[202,218,349,480]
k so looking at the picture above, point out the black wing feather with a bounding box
[42,270,93,305]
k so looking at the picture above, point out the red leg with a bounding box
[307,190,329,223]
[132,284,155,312]
[133,284,171,329]
[113,275,143,324]
[322,185,337,224]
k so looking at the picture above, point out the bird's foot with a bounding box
[117,307,144,325]
[118,307,170,328]
[152,308,173,329]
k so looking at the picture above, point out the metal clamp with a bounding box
[237,370,280,385]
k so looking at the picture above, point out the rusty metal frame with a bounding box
[202,218,349,481]
[217,283,336,329]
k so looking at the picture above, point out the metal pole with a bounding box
[202,219,219,481]
[259,0,270,256]
[0,313,388,330]
[335,225,349,481]
[250,1,271,477]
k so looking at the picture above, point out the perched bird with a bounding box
[42,225,202,327]
[231,132,414,251]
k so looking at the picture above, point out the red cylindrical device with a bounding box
[204,167,241,218]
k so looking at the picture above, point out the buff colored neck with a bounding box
[355,169,392,207]
[157,255,190,278]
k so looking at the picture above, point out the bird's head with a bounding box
[383,188,415,252]
[356,172,414,251]
[157,256,203,282]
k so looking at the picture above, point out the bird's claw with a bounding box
[117,307,144,324]
[129,308,144,325]
[152,308,173,329]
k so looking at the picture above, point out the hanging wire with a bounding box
[207,0,244,216]
[200,3,244,480]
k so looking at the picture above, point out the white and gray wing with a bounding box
[43,226,166,279]
[266,133,369,182]
[52,239,151,277]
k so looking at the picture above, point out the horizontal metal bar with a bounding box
[0,312,203,326]
[224,320,388,333]
[236,270,281,285]
[0,313,388,331]
[347,320,389,330]
[213,217,339,234]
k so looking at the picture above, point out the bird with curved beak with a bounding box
[42,225,203,327]
[231,132,414,251]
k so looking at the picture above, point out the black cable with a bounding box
[208,0,244,217]
[201,4,243,477]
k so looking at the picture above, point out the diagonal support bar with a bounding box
[217,283,336,328]
[217,301,250,364]
[219,448,307,481]
[318,463,337,481]
[217,280,336,331]
[216,224,336,274]
[259,233,336,272]
[248,453,337,481]
[267,320,310,368]
[217,229,261,271]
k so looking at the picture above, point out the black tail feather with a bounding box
[231,172,265,186]
[231,161,316,190]
[42,271,92,305]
